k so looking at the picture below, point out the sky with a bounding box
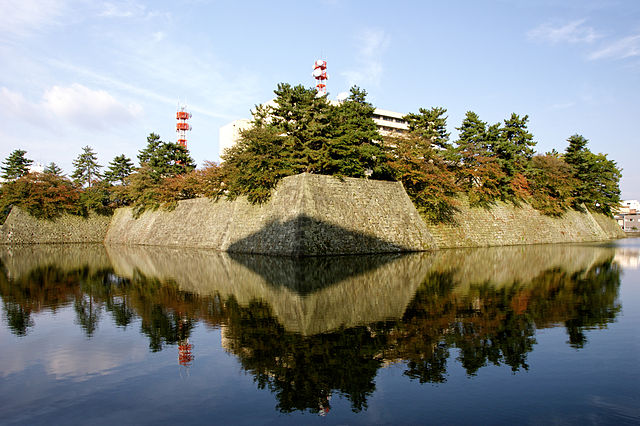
[1,0,639,198]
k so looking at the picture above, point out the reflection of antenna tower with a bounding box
[177,316,194,368]
[176,105,192,148]
[312,59,328,96]
[178,339,194,367]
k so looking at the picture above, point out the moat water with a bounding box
[1,239,639,425]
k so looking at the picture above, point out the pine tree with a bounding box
[269,83,332,174]
[104,155,134,185]
[325,86,387,178]
[563,134,622,215]
[403,106,451,150]
[495,113,535,177]
[1,149,33,180]
[71,146,102,188]
[453,112,504,205]
[43,162,64,176]
[138,133,162,165]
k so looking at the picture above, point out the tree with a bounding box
[1,149,32,180]
[494,113,536,199]
[43,162,64,176]
[563,134,622,215]
[222,126,293,203]
[137,134,195,182]
[386,132,458,223]
[403,106,452,150]
[71,146,102,188]
[527,154,578,216]
[137,133,162,165]
[269,83,332,174]
[325,86,389,178]
[386,106,457,222]
[104,154,134,185]
[0,172,81,223]
[453,112,505,205]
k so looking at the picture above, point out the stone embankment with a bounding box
[0,173,625,253]
[0,208,111,244]
[426,196,625,248]
[104,173,435,255]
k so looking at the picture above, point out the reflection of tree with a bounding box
[3,301,34,336]
[0,253,623,414]
[562,262,622,348]
[141,305,195,352]
[74,295,101,336]
[222,297,385,414]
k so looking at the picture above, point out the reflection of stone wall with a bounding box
[0,208,111,244]
[426,196,624,248]
[106,246,430,335]
[105,173,434,255]
[431,243,616,292]
[0,243,621,335]
[0,244,111,280]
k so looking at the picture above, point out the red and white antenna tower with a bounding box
[312,59,328,96]
[176,104,192,148]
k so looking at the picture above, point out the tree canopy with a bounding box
[71,146,102,188]
[1,150,33,181]
[104,154,134,186]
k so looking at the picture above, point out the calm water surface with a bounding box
[1,239,639,425]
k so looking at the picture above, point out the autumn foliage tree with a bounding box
[386,107,458,223]
[0,173,80,223]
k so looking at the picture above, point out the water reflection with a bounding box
[0,243,623,414]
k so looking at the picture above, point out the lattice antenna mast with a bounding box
[312,59,328,96]
[176,104,192,148]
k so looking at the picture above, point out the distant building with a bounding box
[219,119,252,158]
[620,200,640,213]
[622,214,640,232]
[29,163,44,174]
[615,200,640,232]
[218,101,408,159]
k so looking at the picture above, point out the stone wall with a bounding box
[105,173,435,255]
[593,211,628,239]
[1,173,624,251]
[426,196,624,248]
[0,208,111,244]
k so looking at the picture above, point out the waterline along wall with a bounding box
[0,173,625,252]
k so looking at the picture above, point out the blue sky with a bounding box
[1,0,639,198]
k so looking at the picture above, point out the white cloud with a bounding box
[528,19,600,44]
[0,0,67,38]
[43,84,143,129]
[152,31,166,42]
[548,101,576,110]
[342,28,390,88]
[589,34,640,60]
[49,60,238,120]
[99,1,146,18]
[0,84,143,131]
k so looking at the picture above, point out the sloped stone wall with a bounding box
[426,196,623,248]
[0,208,111,244]
[105,173,435,255]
